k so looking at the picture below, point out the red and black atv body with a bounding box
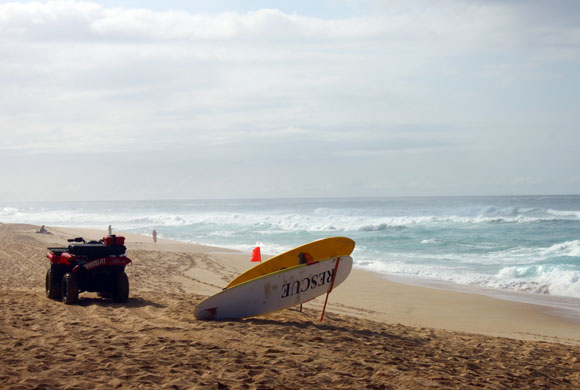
[45,235,131,304]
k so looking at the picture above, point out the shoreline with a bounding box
[133,230,580,328]
[378,273,580,324]
[115,230,580,314]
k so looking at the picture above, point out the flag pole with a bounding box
[320,257,341,322]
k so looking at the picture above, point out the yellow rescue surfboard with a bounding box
[225,236,355,289]
[196,256,353,320]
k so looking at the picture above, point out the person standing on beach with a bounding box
[108,225,112,235]
[152,229,157,243]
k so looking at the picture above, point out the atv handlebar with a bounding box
[67,237,86,243]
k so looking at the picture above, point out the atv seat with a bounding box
[67,244,127,258]
[48,247,69,256]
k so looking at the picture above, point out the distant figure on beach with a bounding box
[152,229,157,243]
[108,225,112,235]
[37,225,50,234]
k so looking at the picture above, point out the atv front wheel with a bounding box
[46,267,62,300]
[113,272,129,303]
[62,273,79,305]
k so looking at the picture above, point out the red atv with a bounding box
[45,235,131,304]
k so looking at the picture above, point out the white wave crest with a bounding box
[356,259,580,298]
[0,207,19,215]
[540,240,580,258]
[547,209,580,219]
[358,223,391,231]
[494,265,580,297]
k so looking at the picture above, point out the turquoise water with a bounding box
[2,195,579,298]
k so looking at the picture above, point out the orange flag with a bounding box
[251,246,261,262]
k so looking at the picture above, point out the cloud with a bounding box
[0,0,579,199]
[0,2,382,43]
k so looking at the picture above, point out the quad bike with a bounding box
[45,235,131,304]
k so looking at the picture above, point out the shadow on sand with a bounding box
[76,295,166,309]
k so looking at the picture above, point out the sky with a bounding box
[1,0,579,201]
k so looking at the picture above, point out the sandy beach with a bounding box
[1,223,579,389]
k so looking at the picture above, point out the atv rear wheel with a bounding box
[113,272,129,303]
[46,267,62,300]
[62,273,79,305]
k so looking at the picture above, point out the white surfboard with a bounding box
[195,256,353,320]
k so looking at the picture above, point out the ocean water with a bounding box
[2,196,580,300]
